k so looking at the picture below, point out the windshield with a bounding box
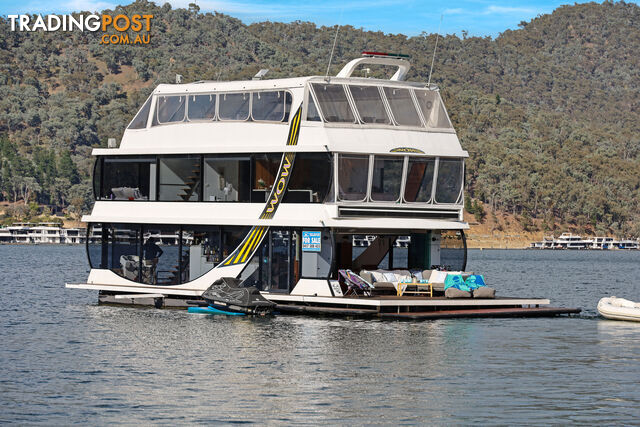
[308,83,453,130]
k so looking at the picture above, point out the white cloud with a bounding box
[485,5,537,14]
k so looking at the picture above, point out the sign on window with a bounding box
[302,230,322,252]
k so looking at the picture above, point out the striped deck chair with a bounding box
[338,269,373,297]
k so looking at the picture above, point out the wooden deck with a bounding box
[379,306,582,320]
[265,293,552,308]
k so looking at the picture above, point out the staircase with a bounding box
[165,252,190,285]
[179,161,201,201]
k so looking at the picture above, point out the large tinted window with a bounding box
[240,228,300,292]
[219,92,250,121]
[87,223,251,284]
[182,226,228,281]
[404,158,435,202]
[252,91,290,122]
[155,95,186,124]
[415,90,452,129]
[203,156,250,202]
[371,156,403,201]
[102,224,141,282]
[349,85,390,124]
[141,226,181,285]
[311,83,355,123]
[306,93,321,121]
[93,158,102,200]
[159,156,201,201]
[284,153,332,203]
[252,154,281,202]
[435,159,463,204]
[338,154,369,201]
[87,224,108,269]
[188,94,216,120]
[128,96,152,129]
[383,87,421,127]
[100,158,154,200]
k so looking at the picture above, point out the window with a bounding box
[414,90,452,129]
[93,158,102,201]
[338,154,369,201]
[404,158,435,202]
[310,83,355,123]
[349,85,390,124]
[203,156,251,202]
[306,92,321,121]
[87,223,252,284]
[155,96,186,124]
[284,153,332,203]
[239,228,300,292]
[371,156,403,201]
[181,227,222,281]
[128,96,152,129]
[435,159,463,204]
[252,154,281,202]
[86,224,141,282]
[141,225,181,285]
[252,91,290,122]
[159,156,201,201]
[188,94,216,120]
[219,92,250,121]
[383,87,421,127]
[99,157,155,200]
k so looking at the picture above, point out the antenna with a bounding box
[427,14,443,87]
[325,24,340,81]
[325,9,344,82]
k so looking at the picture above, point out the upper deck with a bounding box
[94,55,467,159]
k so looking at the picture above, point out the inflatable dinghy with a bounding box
[597,296,640,322]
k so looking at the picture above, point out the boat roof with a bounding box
[153,76,433,95]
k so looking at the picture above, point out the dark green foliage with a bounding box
[0,1,638,232]
[472,200,486,223]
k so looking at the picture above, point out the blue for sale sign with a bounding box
[302,231,322,252]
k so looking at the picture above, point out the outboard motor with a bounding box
[201,277,276,315]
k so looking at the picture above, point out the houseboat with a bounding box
[66,53,579,319]
[0,223,87,244]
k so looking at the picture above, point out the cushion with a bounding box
[410,270,423,281]
[444,274,471,292]
[428,270,448,284]
[465,275,486,289]
[383,272,397,282]
[371,271,387,283]
[445,287,471,298]
[473,287,495,298]
[359,270,374,284]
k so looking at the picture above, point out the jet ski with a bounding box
[196,277,275,315]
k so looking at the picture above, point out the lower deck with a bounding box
[93,290,581,319]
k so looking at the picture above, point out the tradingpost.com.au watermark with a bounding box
[7,14,153,45]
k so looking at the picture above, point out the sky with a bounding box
[0,0,627,37]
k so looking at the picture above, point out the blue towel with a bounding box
[444,274,471,292]
[465,275,486,290]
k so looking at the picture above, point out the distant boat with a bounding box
[529,233,639,250]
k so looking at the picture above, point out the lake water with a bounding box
[1,245,639,424]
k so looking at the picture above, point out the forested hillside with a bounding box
[1,1,639,235]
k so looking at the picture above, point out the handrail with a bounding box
[336,57,410,81]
